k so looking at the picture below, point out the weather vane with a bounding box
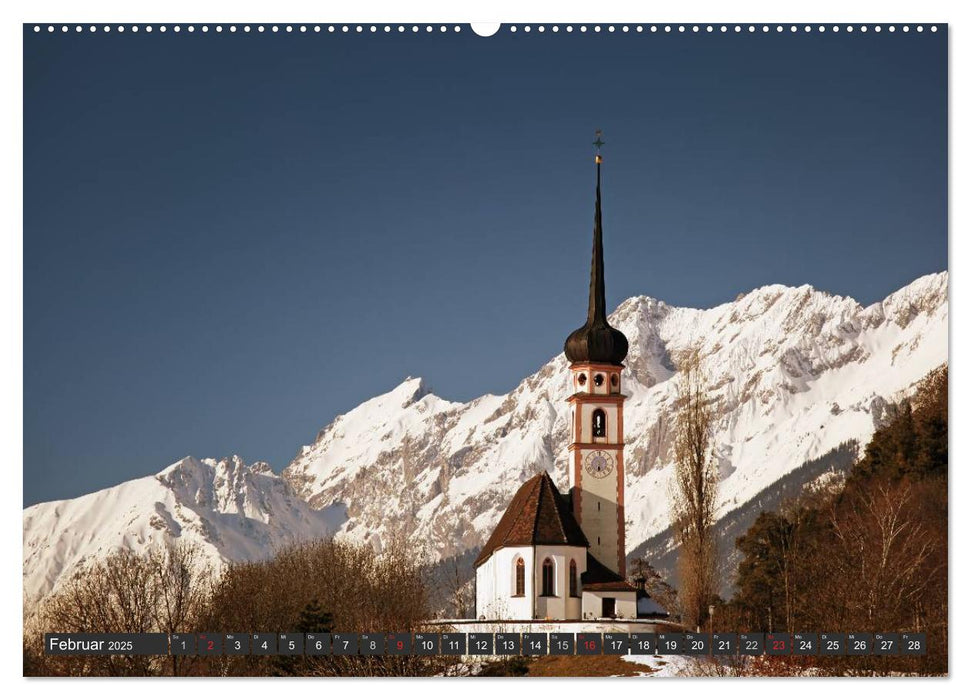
[593,129,605,163]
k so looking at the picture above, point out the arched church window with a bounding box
[514,557,525,597]
[577,373,587,387]
[611,373,619,388]
[594,373,605,387]
[541,558,555,596]
[592,409,606,438]
[569,559,578,597]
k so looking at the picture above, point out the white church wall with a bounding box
[475,546,534,620]
[533,545,586,620]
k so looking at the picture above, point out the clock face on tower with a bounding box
[584,450,615,479]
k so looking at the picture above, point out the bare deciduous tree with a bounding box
[670,347,719,630]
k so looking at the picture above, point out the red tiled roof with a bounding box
[474,471,589,567]
[580,552,637,592]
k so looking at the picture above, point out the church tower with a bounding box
[563,135,629,577]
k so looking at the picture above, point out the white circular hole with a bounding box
[469,22,499,36]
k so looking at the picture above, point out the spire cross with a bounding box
[593,130,604,163]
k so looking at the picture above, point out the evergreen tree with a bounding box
[297,599,334,633]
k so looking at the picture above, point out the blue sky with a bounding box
[23,26,946,505]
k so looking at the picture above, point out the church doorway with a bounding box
[602,597,616,618]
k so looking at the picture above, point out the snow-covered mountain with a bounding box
[23,456,347,601]
[283,272,948,563]
[23,272,947,603]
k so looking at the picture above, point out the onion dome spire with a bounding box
[563,132,629,366]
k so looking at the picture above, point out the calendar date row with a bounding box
[46,631,927,657]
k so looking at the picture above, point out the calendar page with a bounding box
[19,3,950,684]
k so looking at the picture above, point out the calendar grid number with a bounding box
[577,633,602,655]
[332,633,359,655]
[766,632,790,656]
[657,632,685,655]
[820,633,846,656]
[495,633,521,656]
[712,633,736,655]
[739,633,764,655]
[683,632,708,655]
[793,633,818,656]
[224,633,249,656]
[603,633,630,655]
[902,633,927,655]
[305,633,331,656]
[441,633,467,655]
[251,633,276,656]
[278,633,303,655]
[469,633,494,655]
[847,633,873,656]
[197,633,221,656]
[523,633,548,655]
[413,633,439,655]
[549,633,575,656]
[629,633,656,655]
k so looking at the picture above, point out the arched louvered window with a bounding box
[541,558,555,596]
[514,557,525,597]
[592,409,606,438]
[569,559,578,597]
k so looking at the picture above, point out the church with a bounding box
[474,142,638,621]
